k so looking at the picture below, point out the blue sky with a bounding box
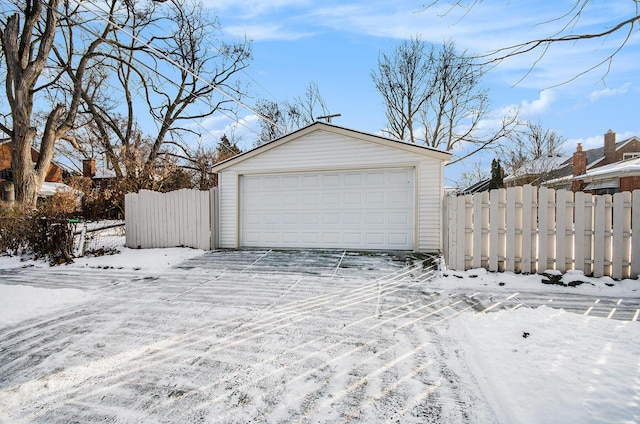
[195,0,640,185]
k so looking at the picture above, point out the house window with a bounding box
[0,168,12,180]
[623,152,640,160]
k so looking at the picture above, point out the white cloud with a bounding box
[589,82,632,102]
[567,130,635,151]
[519,90,556,117]
[225,24,315,42]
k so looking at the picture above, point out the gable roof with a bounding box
[211,122,452,173]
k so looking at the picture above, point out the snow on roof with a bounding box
[39,182,72,197]
[576,157,640,179]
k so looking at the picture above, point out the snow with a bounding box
[0,248,638,423]
[38,181,72,197]
[0,284,93,328]
[443,307,640,423]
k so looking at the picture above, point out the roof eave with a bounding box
[211,122,452,173]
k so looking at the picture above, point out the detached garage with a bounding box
[212,122,451,252]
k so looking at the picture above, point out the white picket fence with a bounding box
[443,185,640,279]
[125,189,217,250]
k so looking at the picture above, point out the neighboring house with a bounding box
[211,121,452,252]
[503,154,571,188]
[0,140,65,202]
[553,130,640,194]
[82,159,117,191]
[503,130,640,194]
[571,156,640,193]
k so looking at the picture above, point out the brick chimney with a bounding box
[604,129,616,165]
[83,159,96,178]
[572,143,587,192]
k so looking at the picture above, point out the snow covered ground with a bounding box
[0,247,638,423]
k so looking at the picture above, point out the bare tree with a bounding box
[0,0,118,208]
[255,81,330,145]
[422,1,640,83]
[371,36,432,144]
[456,160,488,190]
[68,0,251,191]
[372,39,518,162]
[501,120,567,184]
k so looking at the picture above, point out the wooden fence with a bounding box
[125,189,217,250]
[443,185,640,279]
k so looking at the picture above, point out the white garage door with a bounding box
[240,168,415,249]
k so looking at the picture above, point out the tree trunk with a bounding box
[11,129,40,209]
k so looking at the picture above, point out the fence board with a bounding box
[604,194,613,278]
[506,186,523,273]
[464,195,473,270]
[455,195,466,270]
[522,185,537,273]
[574,192,589,275]
[633,191,640,278]
[472,194,483,269]
[593,195,606,277]
[555,190,566,272]
[538,187,554,272]
[612,192,631,279]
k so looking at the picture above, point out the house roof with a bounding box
[575,157,640,180]
[503,154,571,182]
[539,136,639,181]
[454,178,492,195]
[211,121,452,173]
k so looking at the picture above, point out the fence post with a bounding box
[612,192,631,279]
[573,191,592,275]
[556,190,575,272]
[454,195,466,270]
[594,194,613,277]
[472,192,487,269]
[464,195,473,270]
[447,195,457,269]
[522,185,537,273]
[124,192,135,248]
[633,190,640,278]
[210,187,218,250]
[505,186,523,272]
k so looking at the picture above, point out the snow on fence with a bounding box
[125,189,217,250]
[443,185,640,279]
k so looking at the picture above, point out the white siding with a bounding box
[217,129,445,252]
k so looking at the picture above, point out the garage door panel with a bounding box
[322,232,340,243]
[345,193,362,204]
[323,174,341,186]
[240,169,414,249]
[366,233,385,245]
[366,172,385,185]
[344,174,362,185]
[323,213,340,224]
[366,192,385,204]
[389,212,410,225]
[282,232,298,243]
[366,212,385,224]
[389,233,409,245]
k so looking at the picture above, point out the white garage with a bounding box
[212,122,451,252]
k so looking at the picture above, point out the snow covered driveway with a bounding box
[0,250,495,423]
